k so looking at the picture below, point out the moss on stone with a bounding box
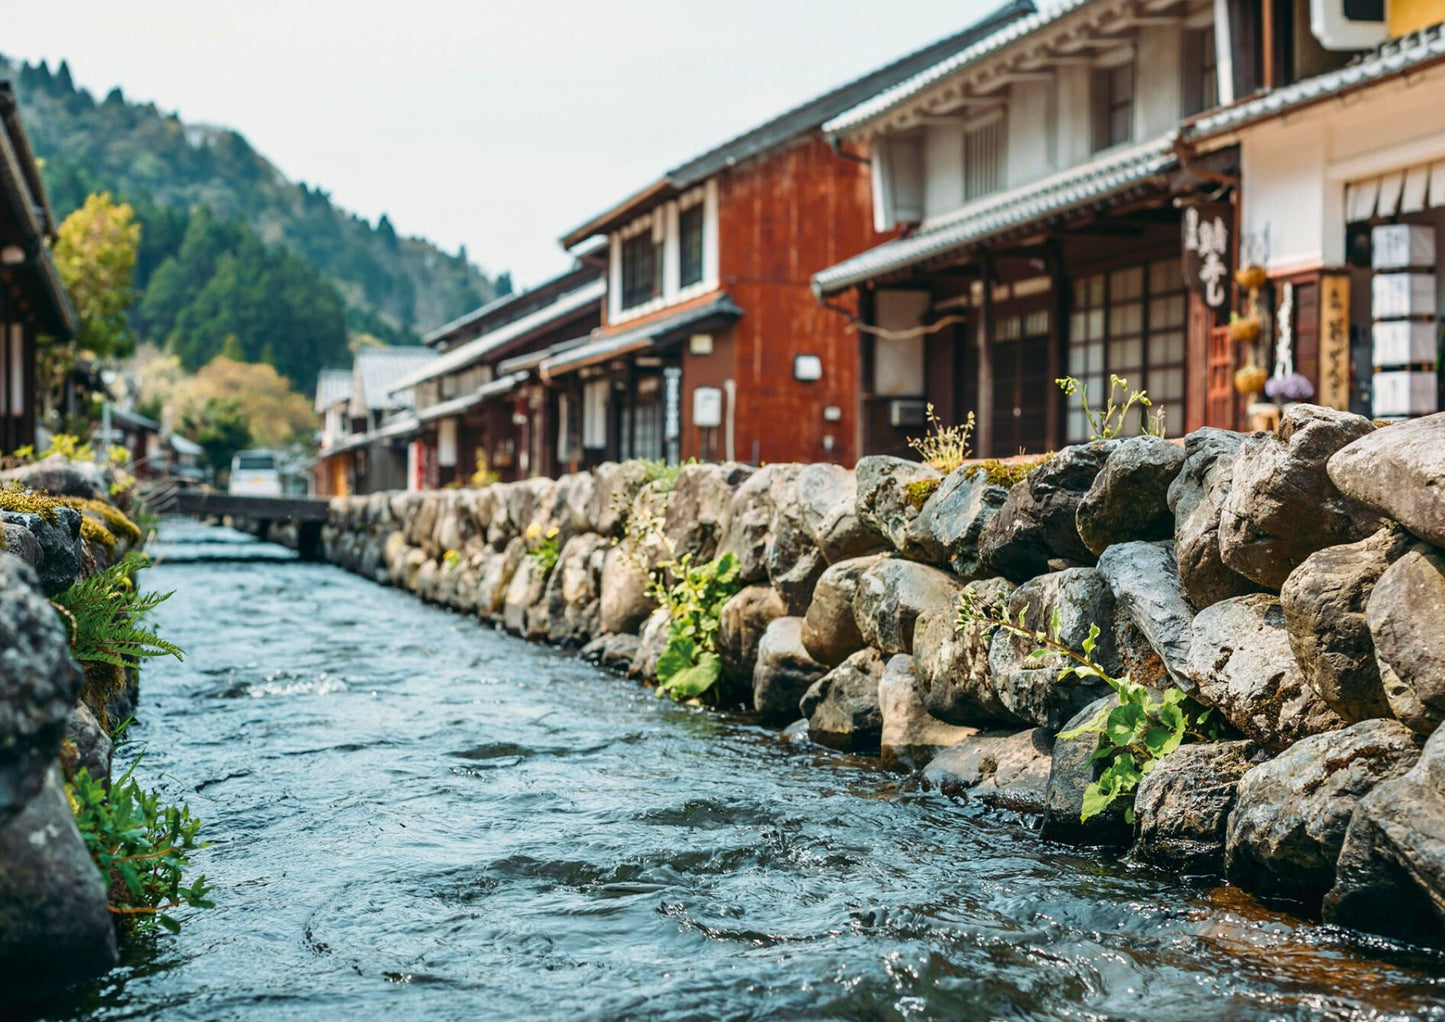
[975,453,1056,488]
[0,486,62,522]
[903,477,941,511]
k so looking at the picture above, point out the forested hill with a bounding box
[7,57,508,389]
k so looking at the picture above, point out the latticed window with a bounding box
[1094,61,1134,151]
[679,204,705,288]
[621,232,660,310]
[1067,257,1187,442]
[964,117,1005,201]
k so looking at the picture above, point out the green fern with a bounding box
[51,552,184,669]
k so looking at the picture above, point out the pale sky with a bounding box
[6,1,996,290]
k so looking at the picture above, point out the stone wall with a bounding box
[0,457,149,1000]
[317,407,1445,948]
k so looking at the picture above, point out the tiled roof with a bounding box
[1188,22,1445,138]
[352,347,438,414]
[822,0,1094,137]
[314,368,352,413]
[812,134,1176,295]
[542,292,743,377]
[415,372,528,423]
[559,1,1033,247]
[389,279,605,394]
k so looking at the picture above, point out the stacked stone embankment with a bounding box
[318,406,1445,948]
[0,457,148,997]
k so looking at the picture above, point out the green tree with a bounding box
[184,396,251,471]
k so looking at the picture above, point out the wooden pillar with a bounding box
[976,252,996,458]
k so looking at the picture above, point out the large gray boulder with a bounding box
[628,607,673,683]
[878,654,978,770]
[854,455,941,557]
[1075,435,1186,557]
[908,466,1010,579]
[718,585,787,688]
[1328,412,1445,548]
[794,463,882,565]
[800,555,880,667]
[1280,526,1412,723]
[0,522,40,571]
[1167,428,1259,611]
[550,472,596,541]
[1041,695,1133,846]
[663,462,753,562]
[752,617,828,725]
[587,462,650,538]
[1368,543,1445,734]
[718,464,800,582]
[1218,405,1381,590]
[922,728,1054,813]
[1225,719,1420,906]
[543,533,609,646]
[598,545,656,635]
[1325,721,1445,947]
[1,506,84,596]
[988,568,1120,729]
[0,455,109,499]
[1133,740,1256,876]
[1096,542,1194,691]
[0,556,84,818]
[764,474,827,615]
[979,442,1113,582]
[913,576,1018,726]
[501,557,550,640]
[1185,594,1346,753]
[580,633,641,673]
[853,558,966,658]
[799,648,885,753]
[475,537,525,620]
[64,703,112,785]
[0,768,117,998]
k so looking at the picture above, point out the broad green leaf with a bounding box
[1079,781,1116,821]
[1103,702,1146,746]
[658,655,721,700]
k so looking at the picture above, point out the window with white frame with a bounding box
[1093,60,1134,152]
[621,229,661,310]
[963,117,1005,202]
[582,379,610,450]
[679,202,705,288]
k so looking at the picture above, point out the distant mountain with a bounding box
[7,57,507,389]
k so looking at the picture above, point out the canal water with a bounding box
[47,523,1445,1020]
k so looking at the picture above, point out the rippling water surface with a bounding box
[43,522,1445,1020]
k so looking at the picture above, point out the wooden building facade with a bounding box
[0,81,75,453]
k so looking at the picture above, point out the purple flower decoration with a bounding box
[1265,372,1315,402]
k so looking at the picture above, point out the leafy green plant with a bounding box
[67,757,213,934]
[441,549,461,572]
[956,589,1220,823]
[907,404,975,473]
[1056,375,1166,441]
[50,552,184,720]
[524,523,561,575]
[652,551,743,701]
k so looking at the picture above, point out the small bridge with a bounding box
[142,482,330,560]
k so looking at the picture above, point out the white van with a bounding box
[229,450,282,497]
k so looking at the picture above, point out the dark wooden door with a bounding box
[990,320,1050,456]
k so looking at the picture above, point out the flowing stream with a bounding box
[44,522,1445,1020]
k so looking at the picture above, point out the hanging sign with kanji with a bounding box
[1182,203,1233,316]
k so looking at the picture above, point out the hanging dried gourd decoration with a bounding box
[1231,264,1269,395]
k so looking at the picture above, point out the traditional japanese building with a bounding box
[387,264,603,485]
[552,1,1031,468]
[310,346,436,495]
[1186,0,1445,424]
[0,80,75,453]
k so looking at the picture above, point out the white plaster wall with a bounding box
[1136,25,1184,140]
[1007,79,1054,188]
[1239,67,1445,273]
[924,124,965,221]
[873,290,930,396]
[1055,64,1094,169]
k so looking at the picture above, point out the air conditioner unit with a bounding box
[888,399,926,429]
[1310,0,1387,52]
